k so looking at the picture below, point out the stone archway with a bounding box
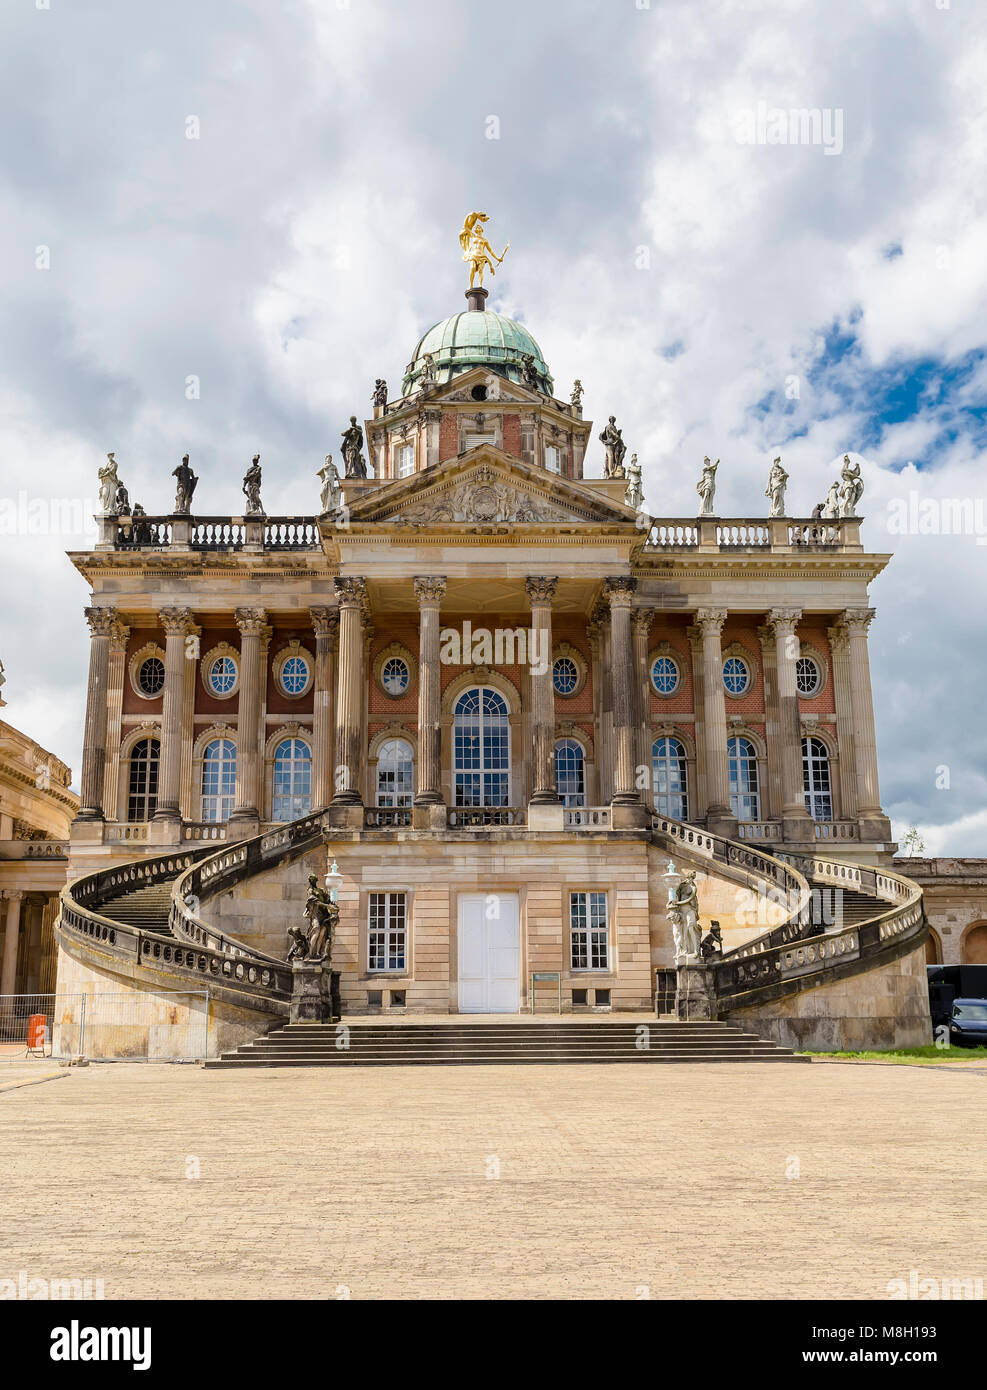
[961,921,987,964]
[925,929,942,965]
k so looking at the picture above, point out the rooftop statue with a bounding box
[172,454,198,514]
[98,452,119,514]
[822,480,841,519]
[115,481,131,516]
[373,378,388,408]
[570,379,583,413]
[520,352,539,391]
[599,415,627,479]
[839,453,864,516]
[131,502,151,544]
[420,352,437,387]
[341,416,367,479]
[459,211,510,289]
[242,454,264,516]
[697,456,718,516]
[765,455,788,518]
[625,453,643,510]
[318,455,341,513]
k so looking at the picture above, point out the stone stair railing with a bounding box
[651,814,926,1010]
[57,811,334,1014]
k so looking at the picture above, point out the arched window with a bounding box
[961,922,987,964]
[376,738,414,807]
[802,736,833,820]
[200,738,236,822]
[127,737,159,822]
[554,738,585,807]
[272,738,312,822]
[727,736,760,821]
[652,737,688,820]
[454,687,510,807]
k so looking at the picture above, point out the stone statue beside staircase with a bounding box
[287,874,341,1022]
[663,860,717,1021]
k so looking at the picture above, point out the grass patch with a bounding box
[801,1045,987,1064]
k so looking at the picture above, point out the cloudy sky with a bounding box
[1,0,984,853]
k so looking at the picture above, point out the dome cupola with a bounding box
[401,288,553,397]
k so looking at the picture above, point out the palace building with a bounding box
[0,720,78,998]
[53,254,935,1057]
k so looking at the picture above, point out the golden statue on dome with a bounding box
[460,212,510,289]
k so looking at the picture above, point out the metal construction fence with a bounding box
[0,991,211,1061]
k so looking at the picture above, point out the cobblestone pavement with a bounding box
[1,1061,983,1300]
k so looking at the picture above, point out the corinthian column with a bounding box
[310,607,339,811]
[102,619,131,823]
[1,891,25,996]
[827,622,857,820]
[839,608,891,841]
[693,607,735,836]
[767,607,811,837]
[606,577,648,827]
[230,607,268,832]
[414,577,446,813]
[78,607,117,820]
[632,608,654,806]
[526,577,558,804]
[332,578,367,811]
[153,607,195,831]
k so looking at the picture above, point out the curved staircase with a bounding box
[56,806,928,1061]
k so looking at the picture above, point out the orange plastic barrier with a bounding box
[26,1014,47,1051]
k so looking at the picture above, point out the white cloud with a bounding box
[0,0,983,852]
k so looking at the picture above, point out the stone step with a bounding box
[208,1017,807,1067]
[206,1051,810,1068]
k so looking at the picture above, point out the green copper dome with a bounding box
[401,309,553,396]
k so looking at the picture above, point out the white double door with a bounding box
[457,893,520,1013]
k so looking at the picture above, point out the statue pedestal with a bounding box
[290,961,340,1023]
[675,961,717,1021]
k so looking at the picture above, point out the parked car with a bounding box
[927,965,987,1030]
[947,999,987,1048]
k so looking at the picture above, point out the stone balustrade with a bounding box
[101,511,862,555]
[641,516,861,553]
[0,839,69,859]
[105,515,321,552]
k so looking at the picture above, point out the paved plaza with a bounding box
[1,1059,983,1300]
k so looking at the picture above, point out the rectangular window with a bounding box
[368,892,407,972]
[570,891,609,971]
[544,444,562,474]
[396,443,415,478]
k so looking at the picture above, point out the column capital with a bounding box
[109,619,131,651]
[334,577,367,608]
[631,607,654,637]
[766,607,802,637]
[756,624,774,651]
[841,607,875,635]
[826,623,851,654]
[2,889,25,902]
[309,606,339,641]
[604,576,637,608]
[84,606,118,637]
[234,606,268,636]
[160,606,196,637]
[413,575,447,605]
[694,607,727,636]
[525,576,558,606]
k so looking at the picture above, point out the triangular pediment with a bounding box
[345,445,639,529]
